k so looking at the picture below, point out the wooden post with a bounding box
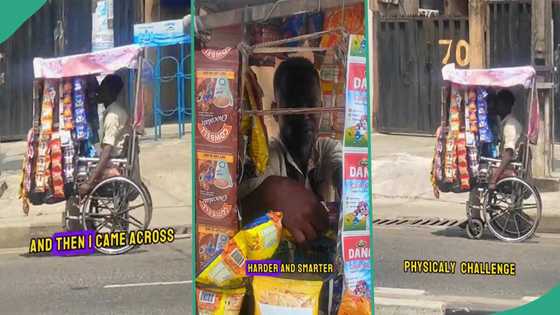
[401,0,419,16]
[531,0,554,179]
[445,0,468,17]
[368,3,380,131]
[468,0,486,68]
[143,0,156,128]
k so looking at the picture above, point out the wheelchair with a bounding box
[63,135,153,255]
[465,143,542,242]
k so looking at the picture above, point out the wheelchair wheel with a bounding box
[483,177,542,242]
[81,176,153,255]
[466,218,484,240]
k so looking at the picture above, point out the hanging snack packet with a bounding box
[242,211,282,260]
[197,212,284,286]
[337,292,371,315]
[197,286,246,315]
[477,88,493,143]
[253,276,323,315]
[197,236,248,287]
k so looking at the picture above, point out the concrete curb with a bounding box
[375,297,445,315]
[0,223,192,249]
[374,287,531,315]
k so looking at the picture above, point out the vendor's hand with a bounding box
[79,183,92,196]
[272,177,329,245]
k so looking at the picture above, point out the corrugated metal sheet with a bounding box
[377,17,469,134]
[0,3,56,141]
[487,0,532,68]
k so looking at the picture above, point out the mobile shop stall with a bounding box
[19,45,153,255]
[431,63,542,242]
[192,1,372,315]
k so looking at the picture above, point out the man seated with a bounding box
[79,74,130,195]
[489,89,522,188]
[239,57,343,245]
[470,89,522,220]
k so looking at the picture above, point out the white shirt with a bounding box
[101,102,129,157]
[239,137,342,202]
[500,113,522,153]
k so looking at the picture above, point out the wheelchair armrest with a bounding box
[78,157,128,164]
[480,157,523,169]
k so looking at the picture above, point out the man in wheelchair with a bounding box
[78,74,131,196]
[469,89,522,221]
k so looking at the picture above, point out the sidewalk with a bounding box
[372,133,560,233]
[0,124,192,248]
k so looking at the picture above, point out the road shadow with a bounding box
[20,248,149,259]
[430,227,541,244]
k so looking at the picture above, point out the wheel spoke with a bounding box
[116,203,145,215]
[501,213,511,235]
[95,219,111,232]
[511,204,537,211]
[512,213,521,238]
[117,215,143,229]
[515,211,534,226]
[489,209,508,224]
[127,214,144,228]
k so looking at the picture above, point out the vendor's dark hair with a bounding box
[101,74,124,95]
[273,57,320,108]
[497,89,515,107]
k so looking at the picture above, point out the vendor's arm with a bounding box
[489,122,518,189]
[489,148,514,190]
[80,110,121,195]
[79,144,112,195]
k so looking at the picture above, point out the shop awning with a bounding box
[198,0,362,30]
[442,63,536,88]
[33,44,142,79]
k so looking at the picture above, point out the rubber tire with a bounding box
[466,218,484,239]
[484,177,542,242]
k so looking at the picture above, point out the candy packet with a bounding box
[197,237,248,288]
[252,276,323,315]
[197,286,246,315]
[197,212,283,287]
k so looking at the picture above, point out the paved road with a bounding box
[374,225,560,303]
[0,238,193,315]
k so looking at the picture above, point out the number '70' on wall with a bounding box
[438,39,470,67]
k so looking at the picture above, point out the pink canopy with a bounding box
[33,45,142,79]
[442,63,536,88]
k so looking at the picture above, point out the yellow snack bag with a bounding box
[197,286,246,315]
[241,211,282,260]
[197,238,247,287]
[253,276,323,315]
[197,212,283,286]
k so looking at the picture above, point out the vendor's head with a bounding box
[97,74,124,106]
[495,89,515,119]
[273,57,321,158]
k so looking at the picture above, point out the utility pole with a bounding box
[143,0,157,128]
[531,0,556,187]
[369,0,379,130]
[468,0,486,69]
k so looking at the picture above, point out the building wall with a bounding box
[0,0,144,140]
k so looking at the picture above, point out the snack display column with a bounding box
[339,34,373,312]
[194,48,241,273]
